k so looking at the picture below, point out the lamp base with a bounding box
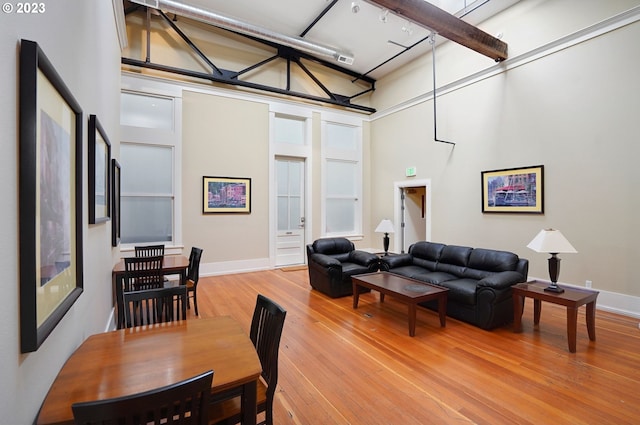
[544,283,565,293]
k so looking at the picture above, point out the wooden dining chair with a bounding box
[72,369,213,425]
[134,244,165,257]
[209,294,287,425]
[124,255,165,291]
[123,286,188,328]
[185,247,203,315]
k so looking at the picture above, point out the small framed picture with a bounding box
[88,115,111,224]
[481,165,544,214]
[203,176,251,214]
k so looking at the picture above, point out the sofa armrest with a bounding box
[310,253,341,268]
[477,271,524,290]
[349,250,379,268]
[379,253,412,270]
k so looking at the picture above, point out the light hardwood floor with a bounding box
[192,269,640,424]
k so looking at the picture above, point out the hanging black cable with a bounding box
[431,34,455,145]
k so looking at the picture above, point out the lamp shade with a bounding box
[375,219,395,234]
[527,229,577,254]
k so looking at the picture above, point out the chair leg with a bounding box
[193,290,199,316]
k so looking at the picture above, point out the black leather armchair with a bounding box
[306,238,379,298]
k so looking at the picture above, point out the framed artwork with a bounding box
[481,165,544,214]
[19,39,84,352]
[203,176,251,213]
[88,115,111,224]
[111,159,122,246]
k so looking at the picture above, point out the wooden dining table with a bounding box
[112,255,189,328]
[36,316,262,425]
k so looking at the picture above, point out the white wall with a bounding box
[0,1,121,422]
[369,1,640,314]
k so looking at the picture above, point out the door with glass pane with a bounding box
[275,157,305,266]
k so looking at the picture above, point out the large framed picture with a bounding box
[88,115,111,224]
[19,39,84,352]
[111,159,122,246]
[481,165,544,214]
[203,176,251,213]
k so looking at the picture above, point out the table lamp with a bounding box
[526,228,577,293]
[375,219,395,256]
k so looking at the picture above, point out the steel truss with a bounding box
[122,7,376,113]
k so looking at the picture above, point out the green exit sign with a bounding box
[405,166,417,177]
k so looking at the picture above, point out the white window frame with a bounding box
[119,75,183,254]
[321,112,363,239]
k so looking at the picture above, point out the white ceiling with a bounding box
[158,0,520,79]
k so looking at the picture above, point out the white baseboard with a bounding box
[200,257,272,277]
[528,276,640,319]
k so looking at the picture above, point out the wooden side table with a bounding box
[512,280,599,353]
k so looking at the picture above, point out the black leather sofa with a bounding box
[380,241,528,329]
[306,238,379,298]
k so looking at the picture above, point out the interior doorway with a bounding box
[274,157,306,266]
[394,180,431,253]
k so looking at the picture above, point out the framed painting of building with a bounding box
[203,176,251,213]
[481,165,544,214]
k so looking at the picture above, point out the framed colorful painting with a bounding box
[481,165,544,214]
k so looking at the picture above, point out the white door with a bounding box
[275,157,305,266]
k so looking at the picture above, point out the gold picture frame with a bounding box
[203,176,251,213]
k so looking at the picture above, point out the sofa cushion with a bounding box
[384,265,430,280]
[438,278,478,305]
[435,245,472,277]
[341,262,373,277]
[463,248,520,280]
[312,238,353,255]
[409,242,445,271]
[412,271,457,285]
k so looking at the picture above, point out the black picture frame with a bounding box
[111,158,122,246]
[88,115,111,224]
[481,165,544,214]
[19,39,84,353]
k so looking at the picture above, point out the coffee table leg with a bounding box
[534,299,542,325]
[567,306,578,353]
[352,284,360,309]
[438,294,447,327]
[408,303,417,337]
[586,301,596,341]
[513,293,524,333]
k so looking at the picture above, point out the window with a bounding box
[322,115,362,237]
[120,143,173,243]
[119,79,182,248]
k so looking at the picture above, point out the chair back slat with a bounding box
[123,286,188,328]
[186,247,203,283]
[72,370,213,425]
[250,295,287,407]
[124,256,164,291]
[134,244,165,257]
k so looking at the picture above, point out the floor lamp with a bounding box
[527,228,577,293]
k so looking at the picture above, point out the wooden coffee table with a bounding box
[512,280,599,353]
[352,272,448,336]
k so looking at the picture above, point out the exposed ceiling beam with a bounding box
[365,0,508,61]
